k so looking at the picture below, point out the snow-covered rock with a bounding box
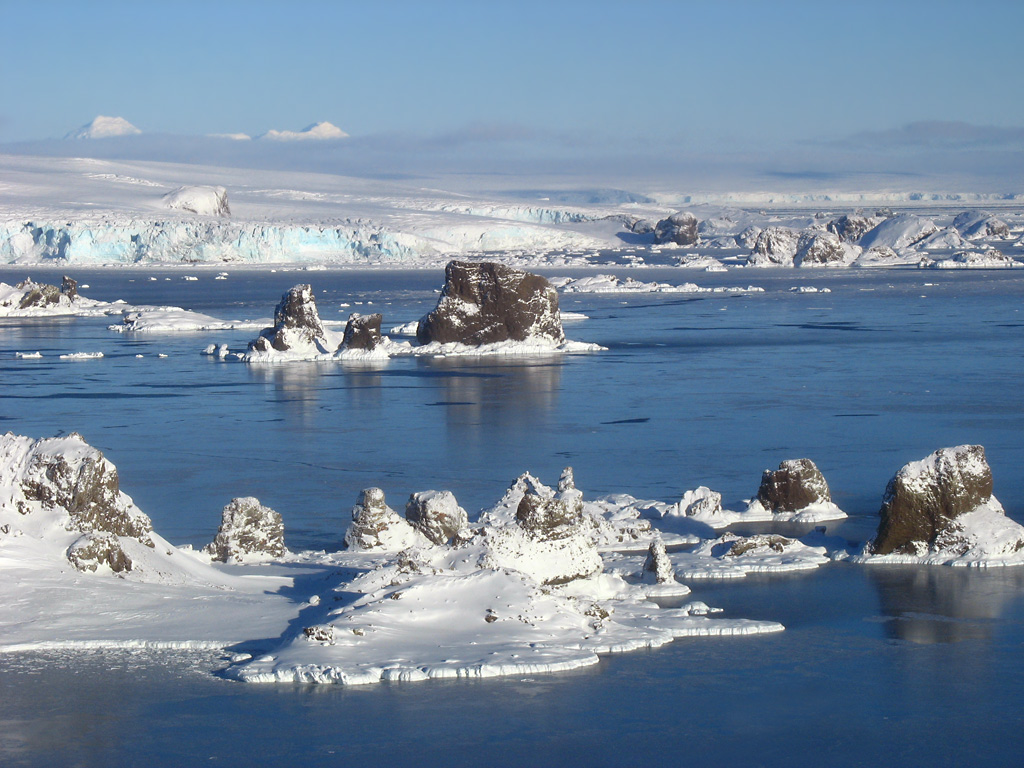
[0,432,154,546]
[553,274,761,295]
[859,214,938,252]
[744,458,845,522]
[344,488,427,552]
[747,227,801,267]
[405,490,469,546]
[856,245,903,266]
[417,261,564,346]
[653,211,699,246]
[795,231,860,267]
[915,226,968,251]
[953,211,1011,240]
[341,313,383,351]
[642,539,674,584]
[246,284,338,358]
[0,277,86,316]
[675,534,829,579]
[205,497,286,563]
[65,116,141,140]
[827,214,877,243]
[867,445,1024,563]
[928,250,1021,269]
[161,186,231,217]
[259,121,349,141]
[481,487,603,585]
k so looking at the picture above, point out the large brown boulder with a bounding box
[342,313,383,350]
[416,261,564,345]
[827,214,876,243]
[756,458,832,513]
[653,211,699,246]
[872,445,994,556]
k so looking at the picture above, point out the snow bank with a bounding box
[552,274,763,294]
[162,186,231,217]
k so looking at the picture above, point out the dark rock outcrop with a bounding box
[342,313,383,350]
[872,445,995,556]
[796,231,852,266]
[205,497,286,562]
[60,276,78,299]
[405,490,468,545]
[653,211,699,246]
[748,227,800,266]
[248,284,331,354]
[827,215,875,243]
[67,531,133,573]
[756,459,832,513]
[17,279,62,309]
[17,434,154,545]
[416,261,564,346]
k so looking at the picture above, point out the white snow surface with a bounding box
[161,185,230,217]
[0,434,783,681]
[1,155,1021,267]
[110,308,262,333]
[552,274,763,294]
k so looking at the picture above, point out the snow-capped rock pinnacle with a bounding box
[65,116,142,140]
[259,121,349,141]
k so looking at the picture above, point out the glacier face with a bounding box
[0,219,426,265]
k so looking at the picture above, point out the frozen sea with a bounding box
[2,265,1024,766]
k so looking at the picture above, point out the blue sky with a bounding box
[2,0,1022,188]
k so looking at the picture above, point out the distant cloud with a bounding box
[835,121,1024,151]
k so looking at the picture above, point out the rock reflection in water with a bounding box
[423,356,562,442]
[246,361,387,419]
[867,565,1024,643]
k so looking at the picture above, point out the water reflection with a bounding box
[245,360,388,419]
[422,356,562,443]
[867,565,1024,643]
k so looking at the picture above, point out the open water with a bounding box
[2,265,1023,766]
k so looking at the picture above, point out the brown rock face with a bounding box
[17,279,62,309]
[416,261,564,346]
[653,212,699,246]
[827,215,875,243]
[872,445,993,556]
[60,276,78,299]
[756,458,832,513]
[342,313,383,350]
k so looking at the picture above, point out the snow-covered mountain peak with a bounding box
[65,116,142,140]
[259,121,349,141]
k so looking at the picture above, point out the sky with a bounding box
[2,0,1023,189]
